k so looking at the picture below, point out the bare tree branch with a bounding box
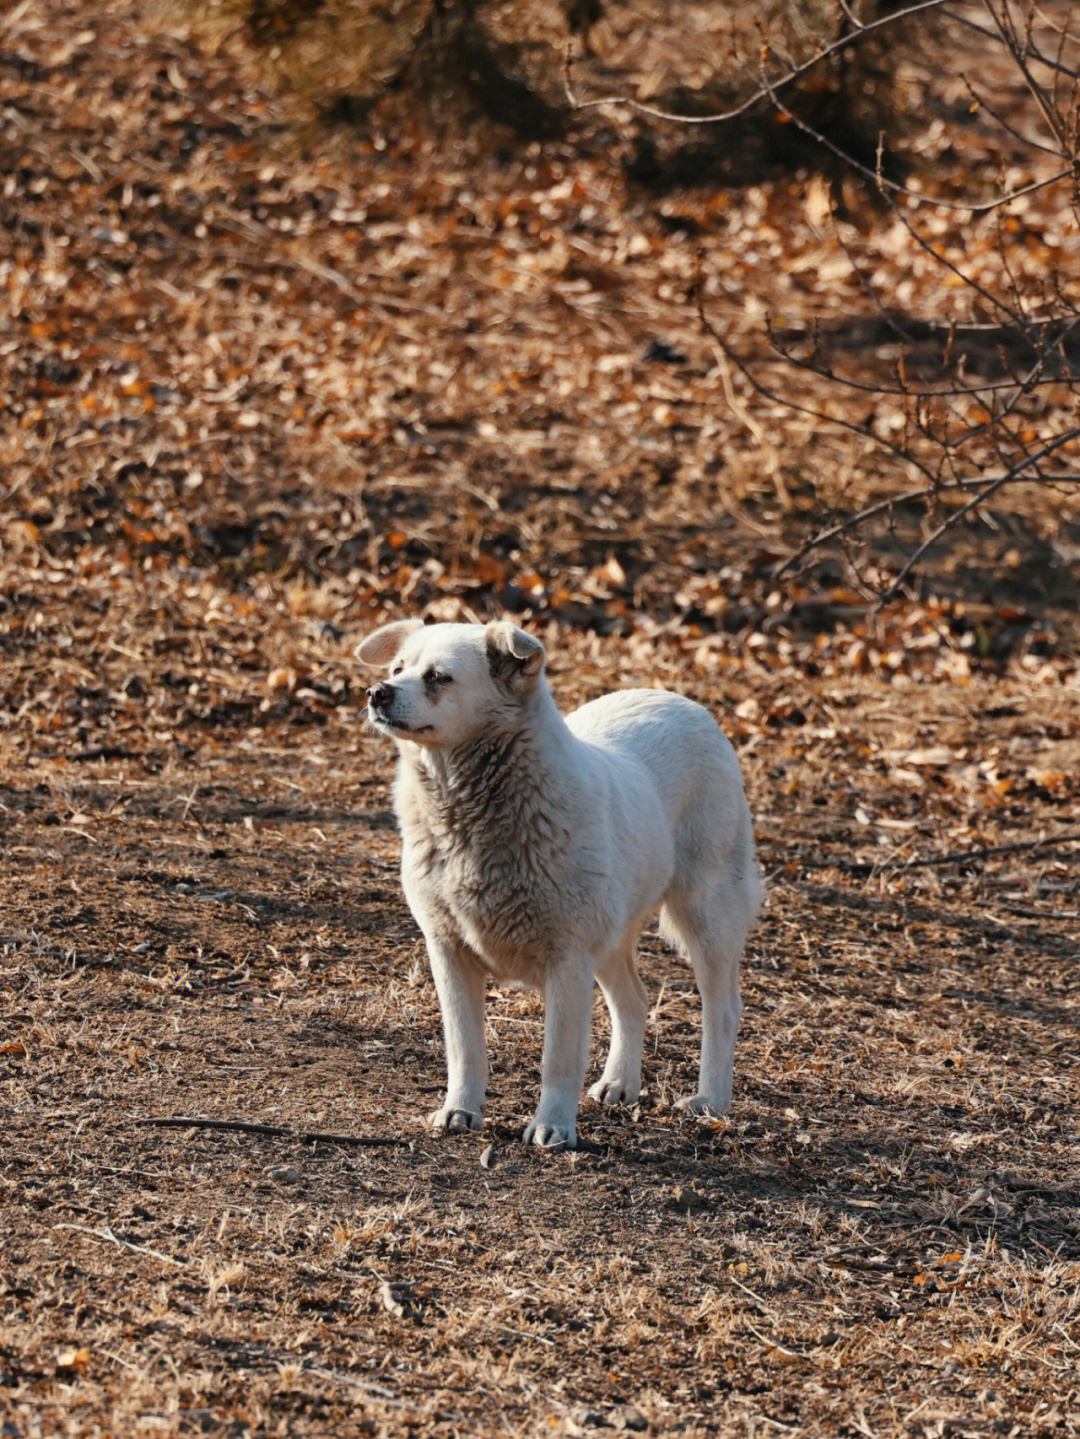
[565,0,952,126]
[694,269,940,489]
[879,432,1080,600]
[566,0,1075,214]
[984,0,1070,151]
[941,3,1080,78]
[665,1,1080,590]
[758,60,1074,216]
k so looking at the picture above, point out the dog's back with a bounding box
[568,689,758,893]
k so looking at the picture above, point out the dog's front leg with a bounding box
[426,938,487,1135]
[523,960,594,1151]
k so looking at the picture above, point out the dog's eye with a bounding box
[390,663,404,677]
[424,669,452,687]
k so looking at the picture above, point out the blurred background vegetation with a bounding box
[155,0,912,174]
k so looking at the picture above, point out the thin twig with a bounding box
[566,0,1074,215]
[941,5,1080,79]
[695,271,938,488]
[565,0,950,125]
[959,70,1066,159]
[716,261,1080,585]
[799,827,1080,875]
[994,903,1080,921]
[302,1364,400,1401]
[984,0,1069,151]
[134,1115,407,1147]
[771,477,998,577]
[53,1223,186,1268]
[764,58,1073,217]
[727,1272,804,1357]
[874,168,1027,329]
[880,424,1080,598]
[880,471,1023,598]
[775,470,1080,578]
[763,324,1072,398]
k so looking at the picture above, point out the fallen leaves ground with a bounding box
[2,3,1079,1437]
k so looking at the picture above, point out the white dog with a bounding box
[357,619,761,1150]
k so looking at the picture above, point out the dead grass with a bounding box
[3,656,1078,1437]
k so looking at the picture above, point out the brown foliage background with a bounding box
[1,2,1079,1437]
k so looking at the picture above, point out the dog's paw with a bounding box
[675,1093,727,1118]
[522,1119,576,1151]
[588,1077,640,1108]
[429,1105,484,1134]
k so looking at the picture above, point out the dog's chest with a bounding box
[412,823,559,973]
[398,767,564,977]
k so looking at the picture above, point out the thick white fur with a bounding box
[357,619,762,1150]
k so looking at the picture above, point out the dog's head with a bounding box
[356,620,546,748]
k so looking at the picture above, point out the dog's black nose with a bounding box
[368,681,395,710]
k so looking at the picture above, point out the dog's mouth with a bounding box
[367,703,433,737]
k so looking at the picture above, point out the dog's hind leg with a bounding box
[588,936,647,1108]
[661,873,757,1115]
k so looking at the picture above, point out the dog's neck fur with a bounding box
[395,679,578,974]
[397,679,574,850]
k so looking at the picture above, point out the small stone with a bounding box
[379,1280,415,1320]
[266,1165,302,1186]
[614,1405,649,1432]
[667,1184,709,1213]
[573,1409,608,1430]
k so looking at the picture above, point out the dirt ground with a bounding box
[2,3,1079,1437]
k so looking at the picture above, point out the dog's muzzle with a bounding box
[367,681,400,727]
[367,681,430,736]
[368,681,395,715]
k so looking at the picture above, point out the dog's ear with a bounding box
[355,619,422,668]
[485,622,545,691]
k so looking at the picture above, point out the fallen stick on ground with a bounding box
[797,827,1080,875]
[54,1222,186,1268]
[133,1115,407,1147]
